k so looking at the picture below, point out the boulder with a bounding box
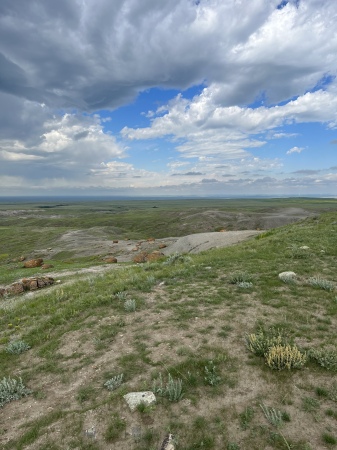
[104,257,117,263]
[158,243,167,249]
[113,240,119,243]
[123,391,156,411]
[132,252,148,263]
[147,251,164,262]
[6,282,24,295]
[278,271,297,282]
[23,258,43,268]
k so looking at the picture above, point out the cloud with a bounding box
[1,0,337,112]
[171,171,203,176]
[286,146,304,154]
[292,169,320,174]
[1,0,337,195]
[330,139,337,144]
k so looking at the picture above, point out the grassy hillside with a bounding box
[0,209,337,449]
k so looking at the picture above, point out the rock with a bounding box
[160,433,175,450]
[0,276,55,297]
[147,238,155,242]
[278,271,297,281]
[300,246,310,250]
[146,251,164,262]
[133,252,148,263]
[104,257,117,263]
[19,256,26,261]
[6,282,24,295]
[23,258,43,268]
[131,247,139,251]
[113,240,119,243]
[29,280,38,290]
[123,391,156,411]
[41,264,54,269]
[158,243,167,249]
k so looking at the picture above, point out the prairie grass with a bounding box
[0,201,336,449]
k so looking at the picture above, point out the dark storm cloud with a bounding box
[171,171,203,176]
[292,169,320,174]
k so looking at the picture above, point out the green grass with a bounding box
[0,201,336,449]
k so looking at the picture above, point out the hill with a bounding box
[0,201,336,449]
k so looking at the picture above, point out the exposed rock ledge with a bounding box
[0,276,55,298]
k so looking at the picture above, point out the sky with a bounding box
[0,0,337,197]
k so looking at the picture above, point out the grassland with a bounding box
[0,198,337,449]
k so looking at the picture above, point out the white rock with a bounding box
[300,246,310,249]
[123,391,156,411]
[278,271,296,280]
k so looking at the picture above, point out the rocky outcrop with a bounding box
[0,276,55,298]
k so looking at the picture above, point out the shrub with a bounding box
[308,277,335,291]
[204,361,221,386]
[0,376,31,408]
[309,349,337,371]
[229,272,252,284]
[104,374,124,391]
[260,404,284,427]
[5,340,30,354]
[124,299,136,312]
[152,373,183,402]
[105,413,126,442]
[163,253,192,266]
[265,345,307,370]
[237,281,253,289]
[245,328,289,357]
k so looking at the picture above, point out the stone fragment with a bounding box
[113,240,119,243]
[160,433,175,450]
[123,391,156,411]
[158,243,167,249]
[23,258,43,268]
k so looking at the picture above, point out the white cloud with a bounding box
[287,146,304,154]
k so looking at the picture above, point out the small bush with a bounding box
[260,404,284,427]
[0,376,31,408]
[308,277,335,291]
[124,299,136,312]
[163,253,192,266]
[229,272,252,284]
[5,340,30,354]
[265,345,307,370]
[115,291,127,300]
[105,413,126,442]
[104,374,124,391]
[245,328,289,357]
[322,433,337,445]
[152,373,183,402]
[309,349,337,371]
[204,361,221,386]
[237,281,253,289]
